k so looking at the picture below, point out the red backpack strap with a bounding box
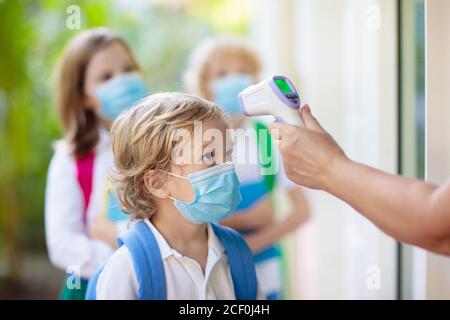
[75,153,95,224]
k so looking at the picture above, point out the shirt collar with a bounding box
[207,223,226,258]
[51,127,111,155]
[144,219,174,260]
[143,219,225,260]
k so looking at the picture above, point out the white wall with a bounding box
[340,0,398,299]
[423,0,450,300]
[251,0,398,299]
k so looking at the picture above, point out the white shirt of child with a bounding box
[45,129,128,279]
[96,219,264,300]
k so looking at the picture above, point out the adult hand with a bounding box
[270,105,346,191]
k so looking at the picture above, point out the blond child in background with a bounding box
[184,37,311,299]
[93,93,262,300]
[45,28,148,299]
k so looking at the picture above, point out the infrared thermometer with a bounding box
[239,75,304,127]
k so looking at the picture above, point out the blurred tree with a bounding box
[0,0,38,281]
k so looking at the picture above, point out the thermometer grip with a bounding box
[275,109,305,127]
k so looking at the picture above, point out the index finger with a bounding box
[269,121,297,140]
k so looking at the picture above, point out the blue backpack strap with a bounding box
[117,220,167,300]
[85,266,104,300]
[211,224,258,300]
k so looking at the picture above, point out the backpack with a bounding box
[59,153,95,300]
[85,220,258,300]
[76,153,95,224]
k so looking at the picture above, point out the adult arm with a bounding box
[270,105,450,255]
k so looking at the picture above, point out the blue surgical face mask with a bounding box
[162,163,242,224]
[95,72,149,120]
[210,73,253,116]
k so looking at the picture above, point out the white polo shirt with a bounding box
[96,219,264,300]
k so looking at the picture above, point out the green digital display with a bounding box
[274,78,294,94]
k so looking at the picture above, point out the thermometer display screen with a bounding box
[274,78,294,94]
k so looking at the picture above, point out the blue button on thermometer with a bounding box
[239,75,304,127]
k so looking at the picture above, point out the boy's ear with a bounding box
[144,170,171,199]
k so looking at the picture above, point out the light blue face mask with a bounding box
[210,73,253,116]
[163,163,242,224]
[95,72,149,120]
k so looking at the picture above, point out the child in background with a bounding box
[45,28,148,299]
[184,37,311,299]
[95,93,262,300]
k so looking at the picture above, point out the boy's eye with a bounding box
[203,150,215,165]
